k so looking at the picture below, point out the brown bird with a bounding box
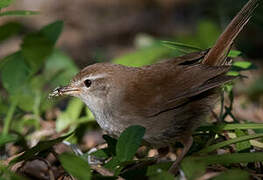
[50,0,261,174]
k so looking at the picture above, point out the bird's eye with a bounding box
[84,79,92,88]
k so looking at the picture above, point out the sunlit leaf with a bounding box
[231,61,257,72]
[228,50,242,58]
[226,71,240,76]
[233,61,252,69]
[85,107,95,121]
[56,112,74,132]
[235,129,251,152]
[56,98,84,132]
[66,98,84,119]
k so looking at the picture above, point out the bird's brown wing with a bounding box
[123,63,234,117]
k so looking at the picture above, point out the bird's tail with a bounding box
[202,0,261,66]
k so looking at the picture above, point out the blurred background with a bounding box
[1,0,263,65]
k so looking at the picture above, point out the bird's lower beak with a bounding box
[49,85,80,98]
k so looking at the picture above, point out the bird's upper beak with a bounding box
[48,85,80,98]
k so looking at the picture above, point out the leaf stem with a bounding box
[219,90,224,121]
[2,99,18,135]
[198,133,263,154]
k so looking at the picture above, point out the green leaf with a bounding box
[2,99,17,135]
[149,171,174,180]
[0,22,22,42]
[197,123,263,132]
[89,149,109,159]
[21,32,53,72]
[180,157,207,180]
[0,10,39,16]
[59,153,91,180]
[0,134,17,147]
[44,49,79,86]
[235,129,251,152]
[0,165,27,180]
[228,50,242,58]
[231,61,257,72]
[10,132,73,165]
[161,41,203,53]
[0,0,15,8]
[40,21,63,44]
[146,162,172,176]
[116,125,145,162]
[212,169,249,180]
[66,98,84,119]
[182,153,263,179]
[104,156,120,171]
[85,107,95,122]
[103,135,117,156]
[199,133,263,154]
[0,52,31,94]
[233,61,251,69]
[10,83,38,112]
[56,113,72,132]
[226,71,240,76]
[21,21,63,72]
[56,98,84,132]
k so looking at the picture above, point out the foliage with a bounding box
[59,153,91,180]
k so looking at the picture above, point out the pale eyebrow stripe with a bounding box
[87,73,107,80]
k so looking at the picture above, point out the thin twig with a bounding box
[90,165,125,180]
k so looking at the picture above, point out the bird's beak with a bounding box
[49,85,80,98]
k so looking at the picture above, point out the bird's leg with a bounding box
[168,136,193,175]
